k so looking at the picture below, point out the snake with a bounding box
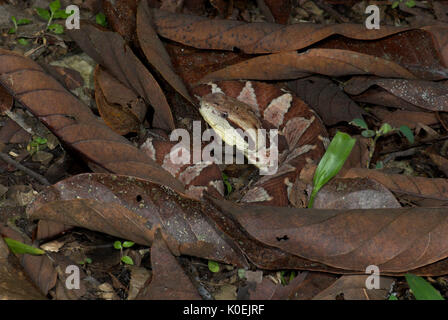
[140,80,328,207]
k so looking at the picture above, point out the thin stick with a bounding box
[0,151,50,186]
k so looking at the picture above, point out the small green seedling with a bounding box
[78,257,92,265]
[9,16,31,34]
[280,271,296,286]
[3,237,45,255]
[35,0,73,34]
[27,136,48,155]
[391,0,416,9]
[405,273,444,300]
[350,118,414,168]
[208,260,220,273]
[222,173,232,195]
[308,132,356,208]
[113,240,135,265]
[95,13,107,27]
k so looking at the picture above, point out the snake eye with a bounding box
[222,112,229,119]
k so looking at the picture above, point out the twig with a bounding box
[0,151,50,186]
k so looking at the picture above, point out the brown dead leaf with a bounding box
[288,76,365,125]
[312,178,401,209]
[103,0,138,44]
[248,271,308,300]
[0,84,13,114]
[136,229,201,300]
[27,173,248,268]
[342,168,448,202]
[344,77,448,112]
[312,275,394,300]
[94,66,145,135]
[137,1,193,103]
[370,107,438,130]
[150,9,411,54]
[68,23,175,131]
[0,48,184,192]
[211,198,448,274]
[200,49,417,83]
[0,236,46,300]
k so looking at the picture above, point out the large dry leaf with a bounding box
[136,229,201,299]
[137,1,193,103]
[27,173,248,267]
[343,168,448,202]
[210,198,448,273]
[0,48,184,192]
[288,76,365,125]
[344,76,448,112]
[319,27,448,80]
[67,23,175,131]
[200,49,417,82]
[150,9,410,54]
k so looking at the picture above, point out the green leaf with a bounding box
[399,125,415,144]
[121,255,134,265]
[34,136,47,145]
[84,257,92,264]
[237,269,246,279]
[53,9,71,19]
[406,0,416,8]
[405,274,444,300]
[308,132,356,208]
[392,1,400,9]
[96,13,107,27]
[350,118,368,130]
[8,27,16,34]
[122,241,135,248]
[3,237,45,255]
[35,8,51,21]
[208,260,220,273]
[361,129,375,138]
[113,241,122,250]
[48,23,64,34]
[378,123,393,135]
[375,161,384,169]
[389,294,398,300]
[49,0,61,13]
[17,18,31,25]
[17,38,29,46]
[222,173,232,194]
[11,15,17,25]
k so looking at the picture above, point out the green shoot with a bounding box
[96,13,107,27]
[308,132,356,208]
[350,119,414,168]
[3,237,45,255]
[405,273,444,300]
[113,240,135,265]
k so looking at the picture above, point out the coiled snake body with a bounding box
[141,80,328,207]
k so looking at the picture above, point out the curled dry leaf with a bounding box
[150,9,411,54]
[136,229,201,300]
[342,168,448,202]
[67,23,175,131]
[94,65,145,135]
[370,107,438,130]
[200,49,417,83]
[0,48,184,192]
[210,198,448,274]
[27,173,247,267]
[344,77,448,112]
[137,0,193,103]
[288,76,365,126]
